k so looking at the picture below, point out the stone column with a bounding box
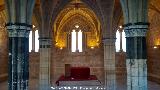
[39,38,51,90]
[5,0,35,89]
[103,38,116,90]
[124,23,149,90]
[120,0,148,89]
[6,23,32,90]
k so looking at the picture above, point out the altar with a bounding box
[56,67,102,86]
[56,75,101,86]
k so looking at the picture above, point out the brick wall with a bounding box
[51,46,105,85]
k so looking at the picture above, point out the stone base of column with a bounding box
[105,70,116,90]
[39,80,50,90]
[126,59,147,90]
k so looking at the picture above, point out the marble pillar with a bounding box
[7,23,32,90]
[124,23,148,90]
[39,38,51,90]
[103,38,116,90]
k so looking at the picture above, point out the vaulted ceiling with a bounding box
[53,0,101,48]
[0,0,159,37]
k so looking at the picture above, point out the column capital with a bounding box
[123,22,149,37]
[6,23,32,38]
[39,37,51,42]
[39,37,52,48]
[102,38,116,45]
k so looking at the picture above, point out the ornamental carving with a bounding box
[124,25,148,37]
[6,24,31,38]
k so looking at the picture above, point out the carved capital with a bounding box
[6,23,32,38]
[8,30,30,38]
[39,38,52,48]
[102,38,116,45]
[124,24,148,37]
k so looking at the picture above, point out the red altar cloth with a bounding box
[55,67,98,86]
[56,75,98,86]
[70,67,90,79]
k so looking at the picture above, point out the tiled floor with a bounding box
[0,75,160,90]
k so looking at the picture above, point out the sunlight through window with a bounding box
[35,30,39,52]
[71,29,83,52]
[78,30,82,52]
[115,30,126,52]
[29,30,39,52]
[72,30,76,52]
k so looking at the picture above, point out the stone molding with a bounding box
[124,24,149,37]
[6,23,32,38]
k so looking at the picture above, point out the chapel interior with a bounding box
[0,0,160,90]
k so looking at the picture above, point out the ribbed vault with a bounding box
[54,1,101,48]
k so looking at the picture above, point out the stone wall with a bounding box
[0,29,8,82]
[147,8,160,84]
[115,52,126,74]
[29,52,40,79]
[147,46,160,84]
[51,46,104,85]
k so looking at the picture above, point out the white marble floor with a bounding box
[0,75,160,90]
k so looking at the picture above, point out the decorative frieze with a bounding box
[124,28,147,37]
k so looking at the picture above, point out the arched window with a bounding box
[71,30,77,52]
[29,30,39,52]
[78,30,82,52]
[71,25,83,52]
[35,30,39,52]
[115,30,126,52]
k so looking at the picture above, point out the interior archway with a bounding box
[51,0,104,86]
